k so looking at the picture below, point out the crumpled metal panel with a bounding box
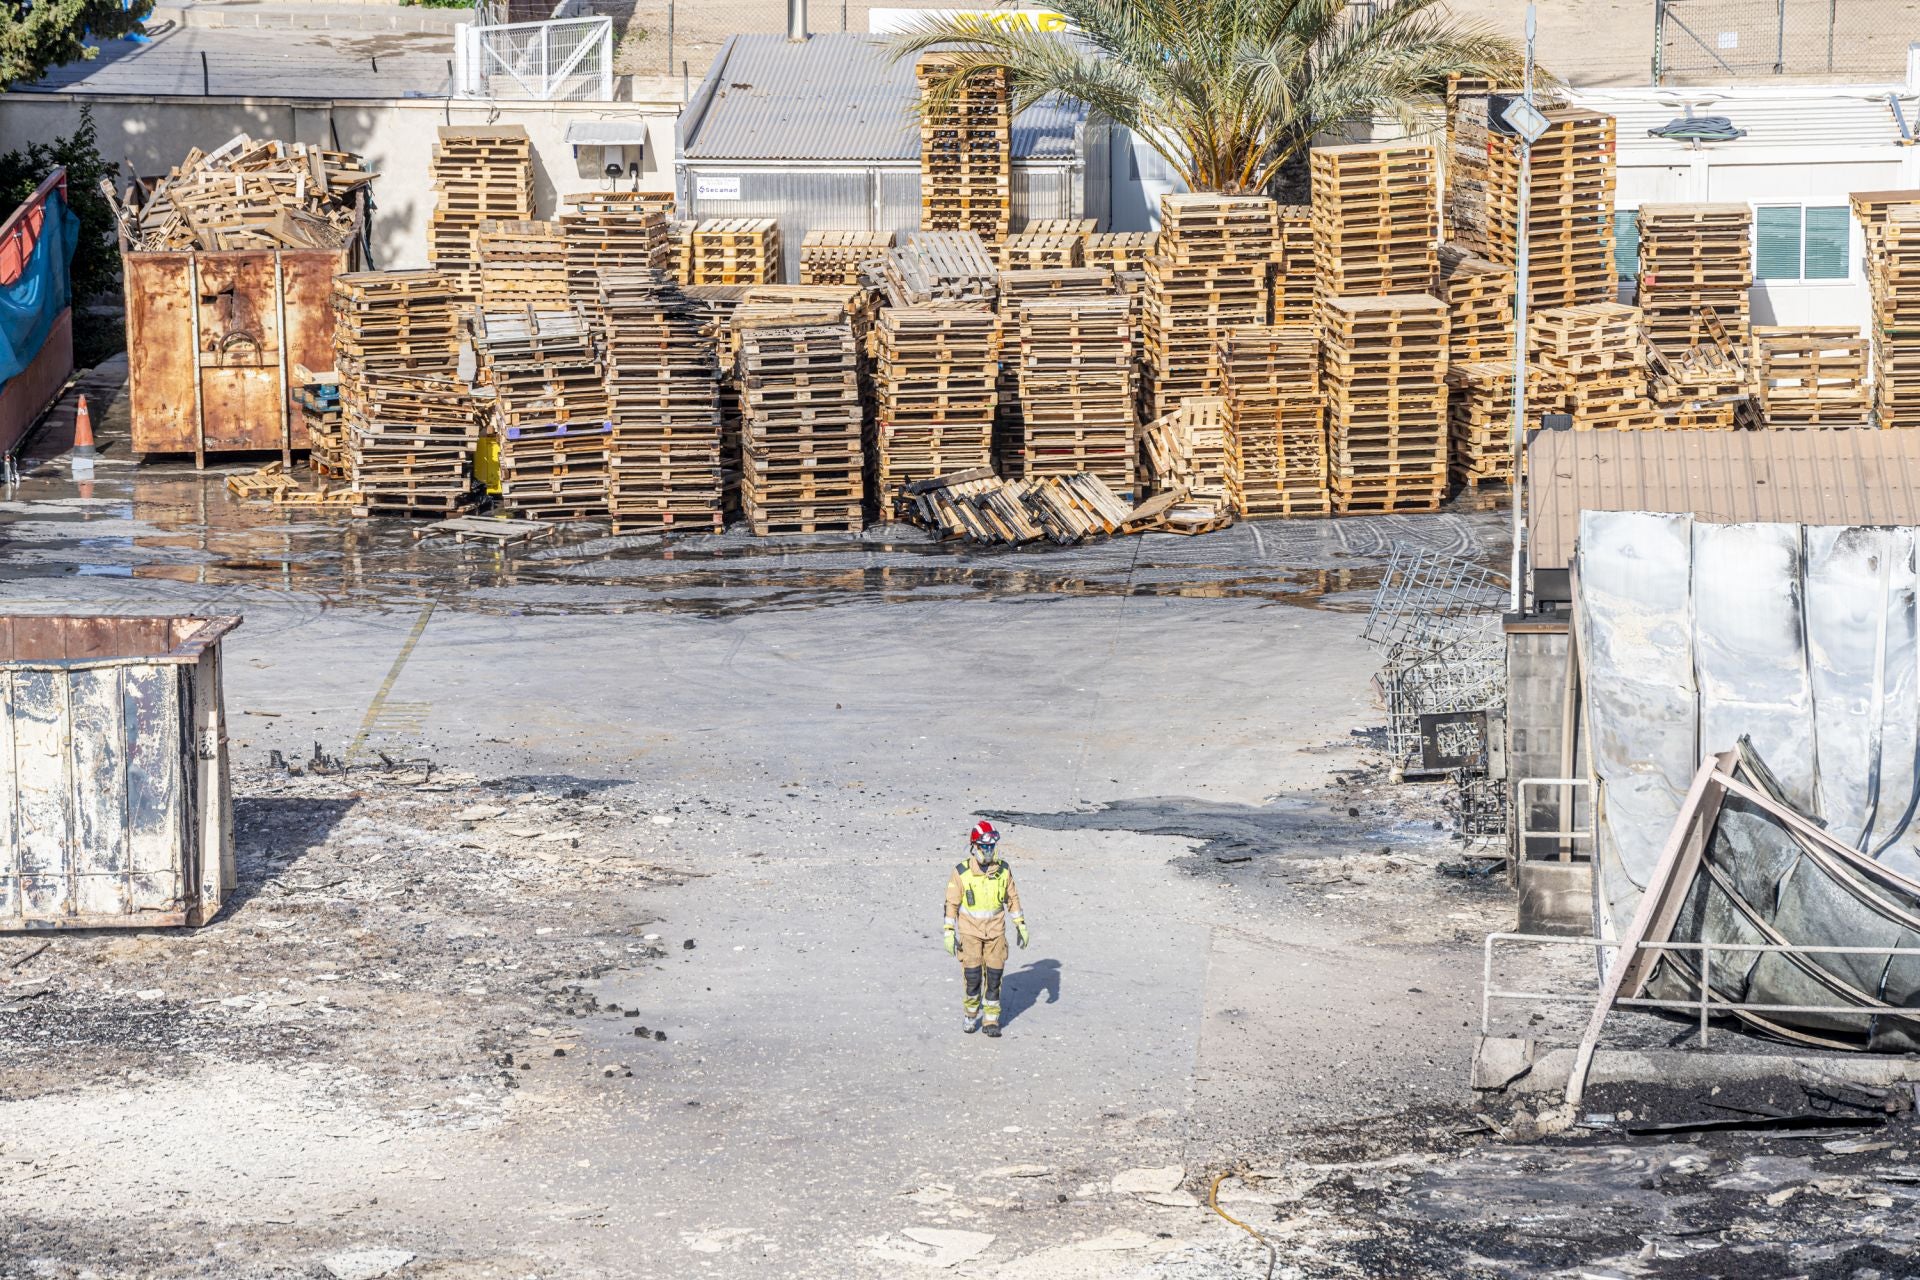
[1580,512,1920,1048]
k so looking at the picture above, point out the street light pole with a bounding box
[1509,4,1536,615]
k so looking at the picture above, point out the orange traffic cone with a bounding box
[73,395,96,459]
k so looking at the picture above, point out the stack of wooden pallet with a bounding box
[1271,205,1315,324]
[1437,247,1516,362]
[916,55,1012,241]
[1086,232,1157,272]
[1144,194,1276,418]
[428,127,534,300]
[669,220,697,283]
[1321,295,1448,513]
[332,270,477,515]
[1310,143,1438,300]
[999,232,1083,270]
[478,220,570,312]
[1012,296,1135,491]
[734,309,866,535]
[116,134,373,252]
[598,269,724,533]
[1528,303,1659,430]
[683,284,753,515]
[1482,110,1616,309]
[799,230,896,285]
[1445,363,1524,486]
[1753,325,1871,426]
[1868,204,1920,428]
[1441,77,1508,253]
[1221,326,1327,518]
[560,193,672,303]
[689,219,783,285]
[905,469,1137,545]
[472,308,611,520]
[994,268,1116,473]
[878,231,999,306]
[873,305,1000,500]
[1142,398,1228,507]
[295,373,347,480]
[1635,203,1752,349]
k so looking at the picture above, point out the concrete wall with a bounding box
[1615,148,1911,331]
[0,93,682,269]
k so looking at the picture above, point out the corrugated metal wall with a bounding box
[680,117,1112,282]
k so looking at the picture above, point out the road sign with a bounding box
[1500,96,1551,144]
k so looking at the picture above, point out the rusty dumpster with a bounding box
[124,244,356,465]
[0,615,241,929]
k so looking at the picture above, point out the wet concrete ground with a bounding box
[34,373,1892,1279]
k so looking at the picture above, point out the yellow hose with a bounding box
[1208,1168,1277,1280]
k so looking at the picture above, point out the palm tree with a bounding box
[893,0,1531,196]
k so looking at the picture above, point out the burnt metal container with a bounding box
[123,244,356,465]
[0,615,241,929]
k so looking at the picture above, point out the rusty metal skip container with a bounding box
[0,615,240,929]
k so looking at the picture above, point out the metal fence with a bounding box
[1654,0,1920,83]
[456,14,615,101]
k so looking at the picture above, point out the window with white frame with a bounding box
[1755,205,1851,282]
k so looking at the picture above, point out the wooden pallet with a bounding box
[916,55,1012,240]
[1085,232,1158,272]
[1010,296,1135,492]
[881,231,998,306]
[1636,202,1753,349]
[1753,324,1871,427]
[1437,246,1515,363]
[1309,143,1439,301]
[1220,326,1327,519]
[1144,193,1277,419]
[1479,110,1617,310]
[1322,295,1448,513]
[428,126,533,295]
[873,304,999,500]
[799,229,896,285]
[333,269,478,516]
[736,309,866,533]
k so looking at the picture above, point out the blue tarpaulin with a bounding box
[0,188,79,397]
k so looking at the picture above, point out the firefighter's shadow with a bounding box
[1000,959,1061,1027]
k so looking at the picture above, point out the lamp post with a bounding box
[1505,5,1543,614]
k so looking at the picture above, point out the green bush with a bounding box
[0,105,119,304]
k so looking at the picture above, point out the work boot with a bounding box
[963,1014,981,1034]
[983,1023,1002,1038]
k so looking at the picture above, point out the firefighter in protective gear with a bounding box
[943,820,1027,1037]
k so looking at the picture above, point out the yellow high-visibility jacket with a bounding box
[945,858,1024,940]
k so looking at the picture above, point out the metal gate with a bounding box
[455,15,614,101]
[1654,0,1913,83]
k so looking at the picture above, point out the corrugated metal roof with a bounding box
[1529,428,1920,570]
[1569,88,1908,152]
[1011,97,1084,161]
[682,33,1087,163]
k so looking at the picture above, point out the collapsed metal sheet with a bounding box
[1577,512,1920,1048]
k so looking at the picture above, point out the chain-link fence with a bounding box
[1655,0,1920,83]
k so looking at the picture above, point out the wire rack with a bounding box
[1362,543,1509,653]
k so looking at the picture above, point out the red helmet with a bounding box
[969,820,1000,852]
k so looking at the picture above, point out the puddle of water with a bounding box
[0,461,1511,617]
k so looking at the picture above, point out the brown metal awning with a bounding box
[1527,428,1920,573]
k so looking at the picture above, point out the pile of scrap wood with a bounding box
[115,135,372,252]
[1646,316,1760,429]
[904,469,1230,545]
[875,232,998,306]
[224,461,361,509]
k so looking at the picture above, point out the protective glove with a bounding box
[1016,921,1030,950]
[943,925,958,957]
